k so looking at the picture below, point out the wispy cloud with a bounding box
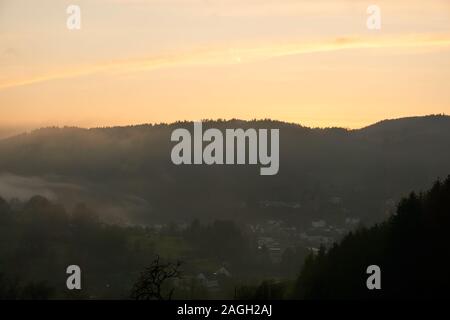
[1,33,450,90]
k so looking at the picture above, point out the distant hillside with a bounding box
[356,114,450,142]
[0,115,449,225]
[0,126,29,140]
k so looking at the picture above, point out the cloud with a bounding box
[0,172,153,224]
[1,33,449,90]
[0,173,72,201]
[1,47,19,58]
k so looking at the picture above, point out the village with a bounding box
[145,213,365,296]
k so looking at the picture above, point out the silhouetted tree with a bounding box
[131,256,182,300]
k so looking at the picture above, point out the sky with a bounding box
[0,0,449,132]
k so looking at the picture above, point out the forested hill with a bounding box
[0,115,449,224]
[294,175,450,299]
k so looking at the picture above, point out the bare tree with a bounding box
[131,255,182,300]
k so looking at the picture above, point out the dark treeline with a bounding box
[0,196,306,299]
[231,176,450,299]
[290,176,450,299]
[0,195,155,299]
[2,176,450,299]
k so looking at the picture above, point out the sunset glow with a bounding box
[1,0,449,130]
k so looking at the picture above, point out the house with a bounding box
[214,267,232,278]
[312,220,326,228]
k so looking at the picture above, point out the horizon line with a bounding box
[1,114,448,140]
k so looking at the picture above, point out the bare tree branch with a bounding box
[131,255,182,300]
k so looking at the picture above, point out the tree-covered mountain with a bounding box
[0,115,449,225]
[1,115,450,299]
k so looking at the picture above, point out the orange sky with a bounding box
[0,0,450,130]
